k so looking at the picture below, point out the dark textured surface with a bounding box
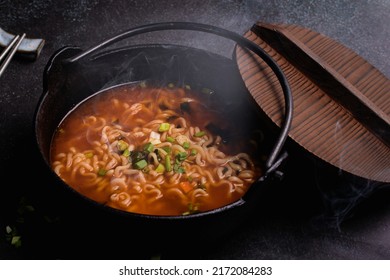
[0,0,389,259]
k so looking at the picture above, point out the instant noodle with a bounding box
[50,83,263,216]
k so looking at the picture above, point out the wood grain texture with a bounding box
[236,22,390,182]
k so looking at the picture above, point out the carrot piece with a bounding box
[179,181,193,193]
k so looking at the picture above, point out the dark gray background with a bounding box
[1,0,389,259]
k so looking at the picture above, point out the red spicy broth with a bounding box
[50,83,262,216]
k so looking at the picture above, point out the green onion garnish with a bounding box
[122,148,130,157]
[143,142,154,153]
[155,163,165,173]
[194,131,206,137]
[134,159,148,170]
[158,123,170,132]
[165,155,172,172]
[182,142,190,149]
[117,140,129,151]
[176,152,187,162]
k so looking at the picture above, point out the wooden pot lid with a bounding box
[236,22,390,183]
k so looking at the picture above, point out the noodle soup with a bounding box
[50,83,263,216]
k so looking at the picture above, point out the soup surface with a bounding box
[50,83,262,215]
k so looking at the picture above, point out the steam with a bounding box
[311,162,389,231]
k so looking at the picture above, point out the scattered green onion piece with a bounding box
[158,123,170,132]
[11,236,21,247]
[174,164,185,174]
[165,155,172,172]
[182,203,199,215]
[132,151,145,162]
[134,159,148,170]
[6,226,12,234]
[194,131,206,137]
[155,163,165,173]
[190,149,197,156]
[122,148,130,157]
[162,146,172,154]
[98,168,107,176]
[182,142,190,149]
[176,152,187,162]
[117,140,129,151]
[143,142,154,153]
[166,136,175,143]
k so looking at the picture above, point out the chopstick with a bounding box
[0,33,26,78]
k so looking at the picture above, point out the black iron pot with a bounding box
[33,22,292,258]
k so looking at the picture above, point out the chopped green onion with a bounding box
[166,136,175,143]
[162,146,172,154]
[158,123,170,132]
[6,226,12,234]
[143,142,154,153]
[155,163,165,173]
[174,164,185,174]
[190,149,197,156]
[182,203,199,215]
[11,236,21,247]
[194,131,206,137]
[182,141,190,149]
[134,159,148,170]
[131,151,146,162]
[98,168,107,176]
[176,152,187,162]
[178,167,185,173]
[117,140,129,151]
[122,148,130,157]
[165,155,172,172]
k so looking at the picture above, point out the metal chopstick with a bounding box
[0,33,26,78]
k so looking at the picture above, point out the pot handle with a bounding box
[66,22,293,175]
